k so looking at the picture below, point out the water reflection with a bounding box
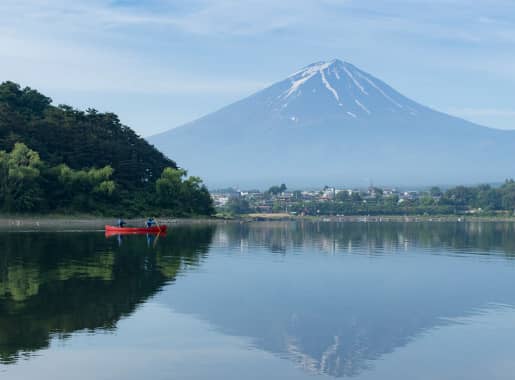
[216,221,515,257]
[159,222,515,378]
[0,226,215,364]
[2,222,515,379]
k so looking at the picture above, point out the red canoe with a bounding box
[105,225,168,234]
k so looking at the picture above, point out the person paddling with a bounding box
[117,218,126,228]
[146,217,156,228]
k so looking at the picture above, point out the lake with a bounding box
[2,221,515,379]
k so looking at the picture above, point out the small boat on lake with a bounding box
[104,225,168,235]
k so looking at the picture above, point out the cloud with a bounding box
[0,0,346,36]
[0,0,270,95]
[3,0,515,49]
[1,0,515,134]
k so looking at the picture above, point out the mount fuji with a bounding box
[149,59,515,187]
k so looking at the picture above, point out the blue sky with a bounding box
[1,0,515,136]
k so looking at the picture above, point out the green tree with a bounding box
[226,197,251,215]
[429,186,443,197]
[350,192,362,202]
[53,164,116,211]
[267,183,287,196]
[500,180,515,212]
[335,191,350,202]
[0,81,175,191]
[0,81,214,216]
[156,167,214,216]
[156,167,186,211]
[0,143,43,211]
[475,184,500,210]
[419,196,435,206]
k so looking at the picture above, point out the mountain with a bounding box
[149,59,515,188]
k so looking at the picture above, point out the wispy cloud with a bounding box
[0,0,270,95]
[0,0,348,35]
[1,0,515,134]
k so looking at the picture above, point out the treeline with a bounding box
[0,143,213,215]
[307,183,515,216]
[0,82,214,216]
[299,183,515,216]
[226,182,515,217]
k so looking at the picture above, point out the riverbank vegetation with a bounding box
[0,82,214,216]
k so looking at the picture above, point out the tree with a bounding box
[0,81,215,216]
[267,183,287,196]
[445,186,476,206]
[226,197,251,215]
[350,192,362,202]
[475,184,500,210]
[500,180,515,212]
[429,186,442,197]
[0,81,176,191]
[54,164,116,210]
[335,191,350,202]
[0,143,43,211]
[156,167,187,212]
[156,167,214,215]
[419,196,435,206]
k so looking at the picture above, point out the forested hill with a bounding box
[0,81,214,216]
[0,81,174,189]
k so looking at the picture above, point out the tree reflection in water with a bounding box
[0,225,215,364]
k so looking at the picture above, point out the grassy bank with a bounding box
[0,215,225,231]
[3,213,515,232]
[240,213,515,223]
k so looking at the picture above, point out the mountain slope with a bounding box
[149,59,515,187]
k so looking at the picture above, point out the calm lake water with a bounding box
[2,221,515,379]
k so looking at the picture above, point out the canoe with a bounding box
[104,225,167,234]
[105,230,167,238]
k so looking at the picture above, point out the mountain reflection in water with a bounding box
[2,222,515,379]
[158,222,515,378]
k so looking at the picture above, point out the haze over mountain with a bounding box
[149,59,515,188]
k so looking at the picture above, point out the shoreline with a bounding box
[1,214,515,231]
[241,214,515,223]
[0,216,226,231]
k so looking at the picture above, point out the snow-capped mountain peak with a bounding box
[149,58,515,188]
[275,59,416,120]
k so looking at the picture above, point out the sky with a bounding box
[1,0,515,136]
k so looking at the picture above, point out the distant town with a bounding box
[212,182,515,217]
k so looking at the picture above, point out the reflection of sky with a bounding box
[2,1,515,134]
[4,303,515,380]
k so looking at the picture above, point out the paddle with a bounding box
[152,216,162,248]
[153,216,162,233]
